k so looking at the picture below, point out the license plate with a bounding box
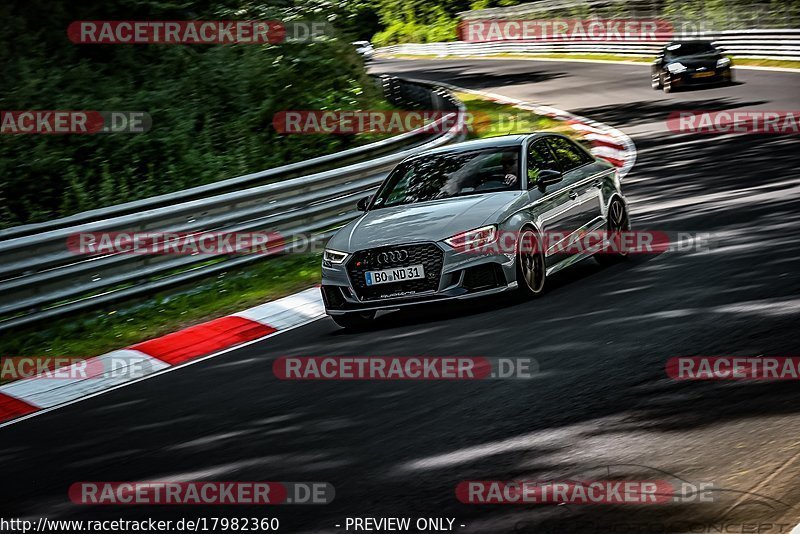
[692,71,715,78]
[365,264,425,286]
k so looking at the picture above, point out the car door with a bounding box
[525,138,574,268]
[546,136,604,233]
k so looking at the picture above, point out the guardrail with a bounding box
[458,0,800,30]
[0,78,466,332]
[378,29,800,61]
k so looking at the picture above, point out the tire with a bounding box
[723,68,734,85]
[662,73,673,93]
[595,198,630,267]
[330,311,376,330]
[516,227,546,297]
[651,70,662,90]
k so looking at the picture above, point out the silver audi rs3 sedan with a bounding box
[321,133,630,329]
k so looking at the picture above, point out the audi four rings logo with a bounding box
[377,250,409,264]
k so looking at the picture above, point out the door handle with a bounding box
[569,190,579,200]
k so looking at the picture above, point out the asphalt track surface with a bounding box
[1,58,799,533]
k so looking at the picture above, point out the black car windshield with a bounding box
[666,42,718,57]
[371,147,522,208]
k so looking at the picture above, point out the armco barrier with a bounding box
[0,78,466,332]
[378,29,800,61]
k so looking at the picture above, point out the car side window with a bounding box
[384,169,412,205]
[526,140,560,187]
[546,137,592,172]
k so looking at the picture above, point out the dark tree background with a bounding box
[0,0,383,228]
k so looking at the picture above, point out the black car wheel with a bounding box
[596,198,630,266]
[661,73,674,93]
[723,68,734,85]
[331,311,376,330]
[517,228,546,297]
[651,70,662,90]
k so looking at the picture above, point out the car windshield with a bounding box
[371,147,522,208]
[666,42,717,57]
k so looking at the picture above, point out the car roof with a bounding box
[413,134,539,158]
[666,40,715,46]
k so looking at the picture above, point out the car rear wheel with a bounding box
[516,228,546,297]
[595,198,630,266]
[330,311,376,330]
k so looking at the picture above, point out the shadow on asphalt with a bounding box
[2,67,800,533]
[304,126,800,530]
[571,96,767,128]
[328,256,652,336]
[376,61,568,89]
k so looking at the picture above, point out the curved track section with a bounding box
[1,58,799,532]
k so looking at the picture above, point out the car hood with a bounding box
[328,192,523,251]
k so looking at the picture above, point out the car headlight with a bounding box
[323,249,349,264]
[667,62,687,74]
[717,57,731,68]
[444,225,498,251]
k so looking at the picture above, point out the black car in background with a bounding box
[651,40,733,92]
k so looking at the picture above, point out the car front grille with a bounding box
[346,243,443,301]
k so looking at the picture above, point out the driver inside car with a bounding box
[501,153,519,186]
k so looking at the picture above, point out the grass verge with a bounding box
[0,254,322,361]
[454,91,589,148]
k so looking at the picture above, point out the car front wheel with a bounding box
[651,70,662,89]
[722,68,734,84]
[516,228,546,297]
[595,198,630,266]
[662,73,674,93]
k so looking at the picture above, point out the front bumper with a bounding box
[671,67,731,87]
[321,242,517,314]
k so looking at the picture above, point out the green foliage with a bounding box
[0,0,384,229]
[663,0,800,29]
[372,0,483,45]
[370,0,800,46]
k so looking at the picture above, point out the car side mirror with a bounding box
[357,195,372,211]
[537,169,562,187]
